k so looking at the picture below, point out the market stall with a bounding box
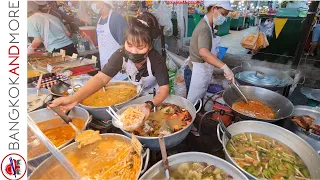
[27,1,320,179]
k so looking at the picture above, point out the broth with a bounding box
[132,103,192,137]
[65,136,141,179]
[28,118,85,160]
[232,100,275,119]
[82,83,137,107]
[226,133,310,179]
[152,162,233,180]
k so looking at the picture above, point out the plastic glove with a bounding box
[27,46,35,55]
[142,103,151,120]
[220,64,235,83]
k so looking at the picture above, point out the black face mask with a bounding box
[124,49,147,63]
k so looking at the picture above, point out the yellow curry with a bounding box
[28,118,85,160]
[66,136,141,179]
[81,82,137,107]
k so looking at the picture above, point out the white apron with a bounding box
[97,10,127,80]
[187,15,220,104]
[28,13,65,52]
[122,57,159,95]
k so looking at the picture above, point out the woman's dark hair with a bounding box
[207,6,222,13]
[124,12,162,47]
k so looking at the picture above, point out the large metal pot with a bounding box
[29,133,150,179]
[284,105,320,153]
[232,65,293,91]
[72,76,143,121]
[217,121,320,179]
[223,86,294,122]
[117,95,202,151]
[27,107,91,169]
[140,152,248,180]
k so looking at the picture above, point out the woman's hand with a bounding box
[142,103,151,120]
[221,64,235,83]
[48,96,78,113]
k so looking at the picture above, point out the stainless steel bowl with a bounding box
[29,133,150,179]
[223,86,294,122]
[140,152,248,180]
[116,95,202,151]
[284,105,320,153]
[217,121,320,179]
[27,107,91,170]
[72,76,143,121]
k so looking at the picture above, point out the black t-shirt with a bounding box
[101,48,169,86]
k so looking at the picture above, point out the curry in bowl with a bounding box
[28,118,85,160]
[81,82,137,107]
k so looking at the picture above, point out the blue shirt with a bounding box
[28,13,73,52]
[98,11,127,45]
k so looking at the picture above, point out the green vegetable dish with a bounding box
[226,133,310,180]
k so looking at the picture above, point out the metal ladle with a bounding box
[47,101,102,147]
[232,81,249,104]
[48,103,81,136]
[159,134,170,180]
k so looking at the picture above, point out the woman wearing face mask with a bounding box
[184,1,234,104]
[90,1,128,80]
[50,12,169,118]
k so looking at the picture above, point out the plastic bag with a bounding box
[241,32,269,51]
[166,52,178,72]
[173,66,187,98]
[154,2,173,36]
[112,104,147,132]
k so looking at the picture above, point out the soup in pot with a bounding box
[226,133,310,179]
[152,162,233,180]
[28,118,85,160]
[81,82,137,107]
[232,100,275,119]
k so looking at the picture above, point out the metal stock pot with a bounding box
[71,76,143,121]
[116,95,202,151]
[27,107,91,169]
[140,152,248,180]
[217,121,320,179]
[29,133,150,179]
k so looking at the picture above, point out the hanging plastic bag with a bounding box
[241,32,269,51]
[240,33,258,50]
[166,52,178,72]
[173,65,187,98]
[154,2,173,36]
[173,70,187,98]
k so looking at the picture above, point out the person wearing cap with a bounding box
[27,1,77,56]
[184,1,234,104]
[90,1,128,80]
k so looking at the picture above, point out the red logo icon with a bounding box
[1,154,26,180]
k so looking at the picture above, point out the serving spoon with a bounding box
[159,134,170,180]
[47,101,102,148]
